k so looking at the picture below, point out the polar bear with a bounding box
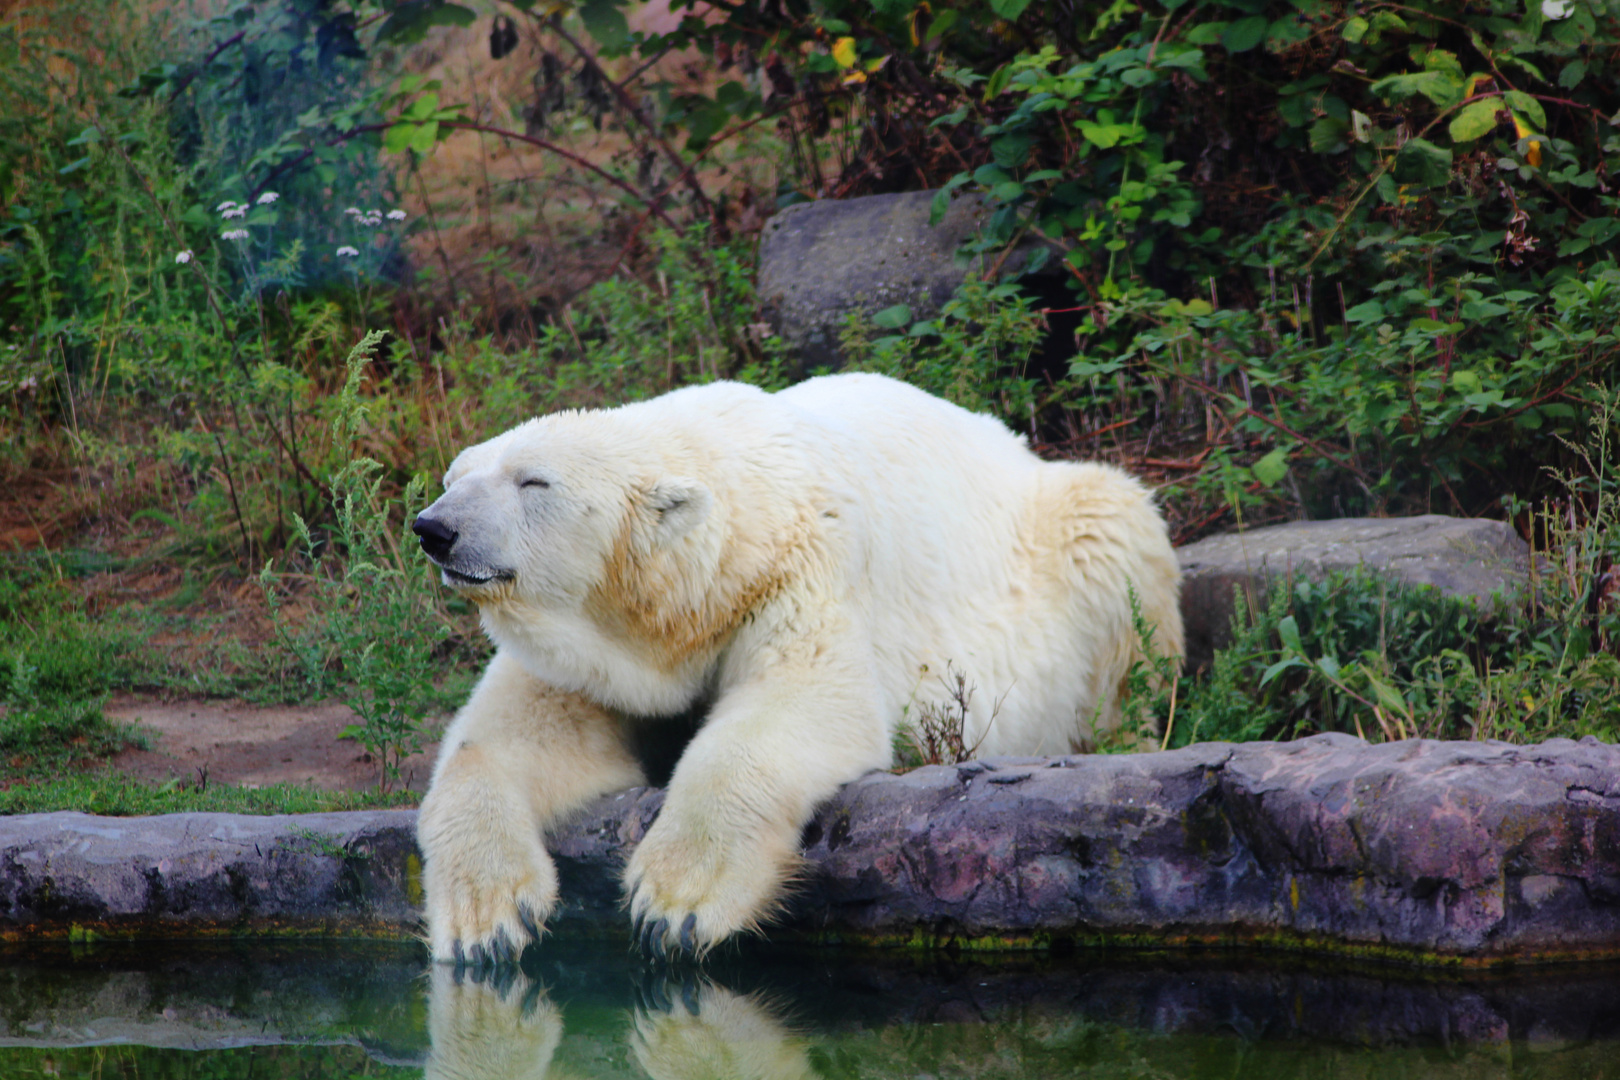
[412,373,1181,964]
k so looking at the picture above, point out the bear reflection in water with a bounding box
[425,963,816,1080]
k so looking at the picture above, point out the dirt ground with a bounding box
[105,695,442,795]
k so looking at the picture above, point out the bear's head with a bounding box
[416,385,822,711]
[414,413,714,611]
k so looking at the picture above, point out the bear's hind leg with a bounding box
[418,649,644,964]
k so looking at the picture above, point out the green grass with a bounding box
[0,773,418,815]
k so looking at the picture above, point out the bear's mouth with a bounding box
[439,566,515,589]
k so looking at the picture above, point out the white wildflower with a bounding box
[174,250,194,264]
[222,206,246,220]
[386,209,407,221]
[221,228,250,241]
[216,200,239,213]
[336,245,360,258]
[344,206,362,217]
[256,191,279,205]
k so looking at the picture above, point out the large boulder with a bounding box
[1176,515,1531,671]
[756,190,1057,371]
[7,735,1618,967]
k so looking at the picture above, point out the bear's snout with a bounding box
[413,514,459,563]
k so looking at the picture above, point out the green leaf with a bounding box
[925,9,959,40]
[872,304,913,329]
[384,122,418,155]
[1344,299,1385,324]
[409,119,440,154]
[1370,70,1462,108]
[1120,67,1157,87]
[1369,11,1407,35]
[1260,657,1306,687]
[1253,446,1290,487]
[1077,121,1122,148]
[991,134,1034,169]
[1341,15,1369,42]
[1502,90,1547,131]
[1459,298,1510,319]
[1448,99,1502,143]
[1423,49,1464,81]
[375,0,475,45]
[1308,117,1348,154]
[407,92,440,121]
[1361,671,1409,717]
[1276,615,1305,656]
[579,0,631,52]
[1184,21,1227,44]
[1395,136,1453,187]
[1558,59,1587,89]
[973,163,1011,186]
[57,156,91,175]
[989,0,1035,18]
[929,173,970,226]
[1265,16,1311,49]
[990,180,1025,202]
[1222,15,1268,52]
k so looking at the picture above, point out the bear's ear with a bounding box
[643,477,711,543]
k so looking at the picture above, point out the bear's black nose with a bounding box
[412,514,458,563]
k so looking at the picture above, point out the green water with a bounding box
[0,941,1616,1079]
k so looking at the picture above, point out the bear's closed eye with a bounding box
[521,478,551,489]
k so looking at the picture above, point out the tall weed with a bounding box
[260,332,463,791]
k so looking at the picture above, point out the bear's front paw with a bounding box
[422,829,559,968]
[623,821,798,959]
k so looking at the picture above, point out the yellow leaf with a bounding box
[865,54,891,73]
[842,69,868,85]
[909,2,931,46]
[832,36,857,68]
[1511,113,1542,166]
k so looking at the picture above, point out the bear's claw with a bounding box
[635,915,670,959]
[448,923,531,974]
[517,902,541,940]
[630,910,705,960]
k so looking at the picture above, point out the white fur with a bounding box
[416,373,1182,959]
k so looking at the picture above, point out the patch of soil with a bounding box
[106,694,441,795]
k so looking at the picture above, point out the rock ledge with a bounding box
[3,736,1618,966]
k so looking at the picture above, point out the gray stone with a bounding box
[3,733,1618,966]
[757,190,1058,371]
[0,810,420,939]
[1176,515,1531,671]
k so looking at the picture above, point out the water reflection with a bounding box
[2,941,1619,1079]
[427,963,819,1080]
